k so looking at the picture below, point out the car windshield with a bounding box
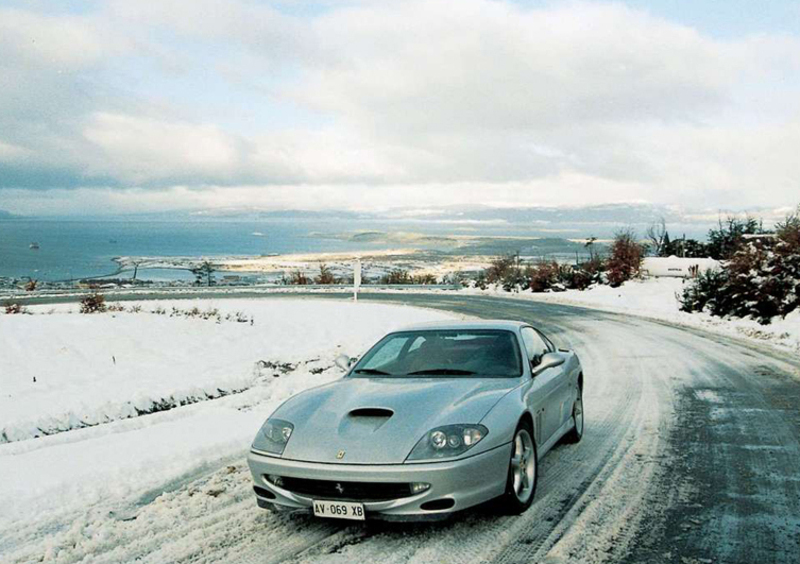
[350,329,523,378]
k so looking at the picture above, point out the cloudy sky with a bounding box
[1,0,799,216]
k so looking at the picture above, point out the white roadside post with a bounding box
[353,258,361,302]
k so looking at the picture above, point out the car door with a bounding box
[535,328,574,434]
[520,327,564,446]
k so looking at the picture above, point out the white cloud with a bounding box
[0,140,31,161]
[82,113,242,184]
[0,0,799,212]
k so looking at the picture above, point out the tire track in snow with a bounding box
[256,311,673,564]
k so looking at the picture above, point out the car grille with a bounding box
[277,477,414,502]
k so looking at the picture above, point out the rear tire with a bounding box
[498,421,538,515]
[563,384,584,444]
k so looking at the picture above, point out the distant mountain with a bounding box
[383,203,685,224]
[188,208,364,221]
[0,209,18,219]
[72,203,781,240]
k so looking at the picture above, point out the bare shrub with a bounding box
[80,293,107,314]
[288,270,309,285]
[381,269,412,284]
[4,303,27,314]
[474,271,488,290]
[412,273,438,285]
[200,307,219,320]
[315,263,337,284]
[485,255,515,284]
[525,260,562,292]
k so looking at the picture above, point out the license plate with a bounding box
[312,499,365,521]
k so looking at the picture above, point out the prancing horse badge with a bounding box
[336,450,346,459]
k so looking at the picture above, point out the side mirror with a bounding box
[531,352,565,375]
[335,353,354,372]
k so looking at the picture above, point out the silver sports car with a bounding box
[247,320,584,521]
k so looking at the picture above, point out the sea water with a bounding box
[0,218,384,282]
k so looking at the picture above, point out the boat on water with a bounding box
[29,242,40,250]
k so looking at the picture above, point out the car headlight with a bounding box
[252,418,294,455]
[406,424,488,461]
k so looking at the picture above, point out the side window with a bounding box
[535,329,556,353]
[521,327,548,363]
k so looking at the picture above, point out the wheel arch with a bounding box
[518,410,541,449]
[518,410,534,433]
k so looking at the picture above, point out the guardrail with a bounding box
[0,283,462,304]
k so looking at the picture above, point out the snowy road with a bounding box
[4,293,800,563]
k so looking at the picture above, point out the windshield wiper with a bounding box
[407,368,476,376]
[353,368,392,375]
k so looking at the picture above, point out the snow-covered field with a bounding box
[466,277,800,354]
[0,299,455,558]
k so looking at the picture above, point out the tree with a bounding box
[190,261,216,287]
[646,218,668,257]
[679,205,800,324]
[706,215,763,260]
[131,259,144,280]
[670,236,710,258]
[584,237,598,261]
[606,229,644,287]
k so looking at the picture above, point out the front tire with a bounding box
[499,422,538,514]
[563,384,584,444]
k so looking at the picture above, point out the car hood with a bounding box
[274,377,519,464]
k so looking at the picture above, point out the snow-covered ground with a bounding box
[465,277,800,355]
[2,291,797,564]
[0,299,456,554]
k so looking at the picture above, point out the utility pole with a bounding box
[353,258,361,302]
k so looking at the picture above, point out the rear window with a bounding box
[350,329,523,378]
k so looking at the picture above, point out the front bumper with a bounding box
[247,443,512,519]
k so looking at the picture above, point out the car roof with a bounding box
[396,319,529,332]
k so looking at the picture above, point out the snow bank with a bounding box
[0,299,455,529]
[0,299,452,443]
[464,278,800,354]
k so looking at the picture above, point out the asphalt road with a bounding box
[6,291,800,564]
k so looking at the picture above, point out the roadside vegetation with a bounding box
[190,260,217,287]
[474,228,643,293]
[679,207,800,324]
[472,206,799,327]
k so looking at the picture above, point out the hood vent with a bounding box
[348,408,394,418]
[338,407,394,436]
